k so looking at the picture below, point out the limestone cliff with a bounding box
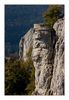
[50,18,64,95]
[32,18,64,95]
[19,28,34,61]
[19,18,64,95]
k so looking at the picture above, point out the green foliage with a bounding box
[23,60,35,95]
[43,5,64,27]
[26,46,32,60]
[5,46,35,95]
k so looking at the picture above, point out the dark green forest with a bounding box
[5,47,35,95]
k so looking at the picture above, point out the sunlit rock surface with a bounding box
[19,18,64,95]
[32,25,54,95]
[32,19,64,95]
[50,18,64,95]
[19,28,34,61]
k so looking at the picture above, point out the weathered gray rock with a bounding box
[19,28,34,61]
[19,37,24,60]
[19,19,64,95]
[32,26,54,95]
[32,18,64,95]
[50,18,64,95]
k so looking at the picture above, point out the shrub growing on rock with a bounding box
[43,5,64,27]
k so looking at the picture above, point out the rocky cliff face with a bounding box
[50,18,64,95]
[19,28,34,61]
[32,18,64,95]
[19,18,64,95]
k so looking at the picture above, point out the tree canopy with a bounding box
[5,47,35,95]
[43,5,64,27]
